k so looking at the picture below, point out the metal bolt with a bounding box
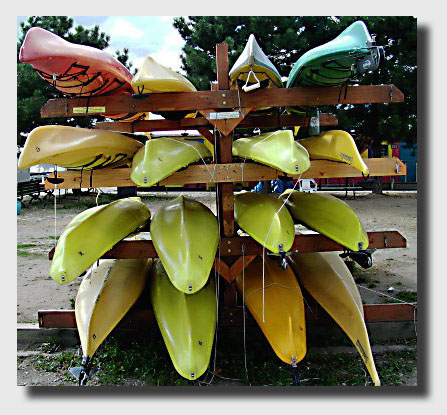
[228,249,231,253]
[222,101,227,105]
[222,93,226,97]
[227,241,231,245]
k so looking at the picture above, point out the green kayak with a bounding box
[286,21,384,113]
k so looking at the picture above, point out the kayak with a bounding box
[235,256,306,366]
[234,192,295,254]
[50,197,150,284]
[280,189,368,252]
[289,252,380,386]
[150,259,217,380]
[299,130,369,175]
[286,21,383,113]
[229,34,282,92]
[19,27,144,121]
[17,125,143,170]
[150,195,218,294]
[131,56,197,120]
[130,137,212,187]
[232,130,310,175]
[287,21,383,89]
[70,258,151,384]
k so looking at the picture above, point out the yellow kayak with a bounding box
[232,130,310,175]
[299,130,369,175]
[289,252,380,386]
[234,192,295,254]
[236,256,306,366]
[150,259,217,380]
[229,34,283,92]
[280,189,369,252]
[70,258,151,384]
[17,125,143,170]
[131,56,197,120]
[130,137,212,186]
[50,197,150,284]
[150,195,218,294]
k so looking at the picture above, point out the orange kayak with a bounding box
[19,27,144,122]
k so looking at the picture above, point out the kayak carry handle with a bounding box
[242,69,261,92]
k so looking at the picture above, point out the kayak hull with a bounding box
[18,125,143,170]
[130,137,212,187]
[234,192,295,253]
[236,256,306,365]
[289,252,380,386]
[150,195,218,294]
[75,259,151,358]
[280,189,368,252]
[50,197,151,284]
[232,130,310,175]
[299,130,369,175]
[150,260,217,380]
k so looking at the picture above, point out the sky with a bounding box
[16,16,186,73]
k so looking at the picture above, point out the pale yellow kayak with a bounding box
[50,197,150,284]
[236,256,306,366]
[299,130,369,175]
[150,259,217,380]
[131,56,197,120]
[130,137,212,186]
[150,195,218,294]
[289,252,380,386]
[75,258,151,359]
[232,130,310,175]
[18,125,143,170]
[280,189,369,252]
[234,192,295,254]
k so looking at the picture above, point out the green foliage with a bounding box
[173,16,417,149]
[17,16,132,146]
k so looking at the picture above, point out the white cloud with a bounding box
[151,49,184,73]
[107,18,144,39]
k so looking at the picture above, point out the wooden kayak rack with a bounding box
[39,42,412,328]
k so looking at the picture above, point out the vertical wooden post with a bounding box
[215,42,235,237]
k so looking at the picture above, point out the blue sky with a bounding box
[17,16,186,73]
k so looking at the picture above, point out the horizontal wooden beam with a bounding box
[44,158,407,190]
[40,85,404,118]
[94,113,339,133]
[37,303,417,329]
[47,231,406,260]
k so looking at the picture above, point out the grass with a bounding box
[384,291,417,304]
[17,243,37,249]
[26,332,417,387]
[17,250,46,258]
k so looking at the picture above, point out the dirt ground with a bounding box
[17,190,417,323]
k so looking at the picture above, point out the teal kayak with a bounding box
[286,21,383,113]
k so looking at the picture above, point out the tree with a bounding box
[17,16,132,146]
[173,16,417,151]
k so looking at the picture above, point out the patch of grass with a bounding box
[69,298,75,309]
[395,291,417,303]
[393,282,403,286]
[17,243,37,249]
[17,250,46,258]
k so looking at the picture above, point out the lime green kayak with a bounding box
[280,190,368,252]
[236,256,306,366]
[130,137,212,186]
[287,21,382,89]
[150,195,218,294]
[289,252,380,386]
[50,197,150,284]
[299,130,369,175]
[234,192,295,254]
[150,259,217,380]
[232,130,310,175]
[70,258,151,384]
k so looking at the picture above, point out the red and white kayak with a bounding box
[19,27,143,121]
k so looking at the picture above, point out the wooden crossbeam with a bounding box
[93,113,339,133]
[47,231,407,261]
[44,158,407,190]
[40,85,404,119]
[37,303,417,329]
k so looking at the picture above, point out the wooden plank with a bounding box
[40,85,404,118]
[229,255,257,281]
[94,113,338,133]
[216,42,229,90]
[200,108,252,136]
[48,231,407,260]
[196,127,215,144]
[44,158,407,190]
[37,303,416,329]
